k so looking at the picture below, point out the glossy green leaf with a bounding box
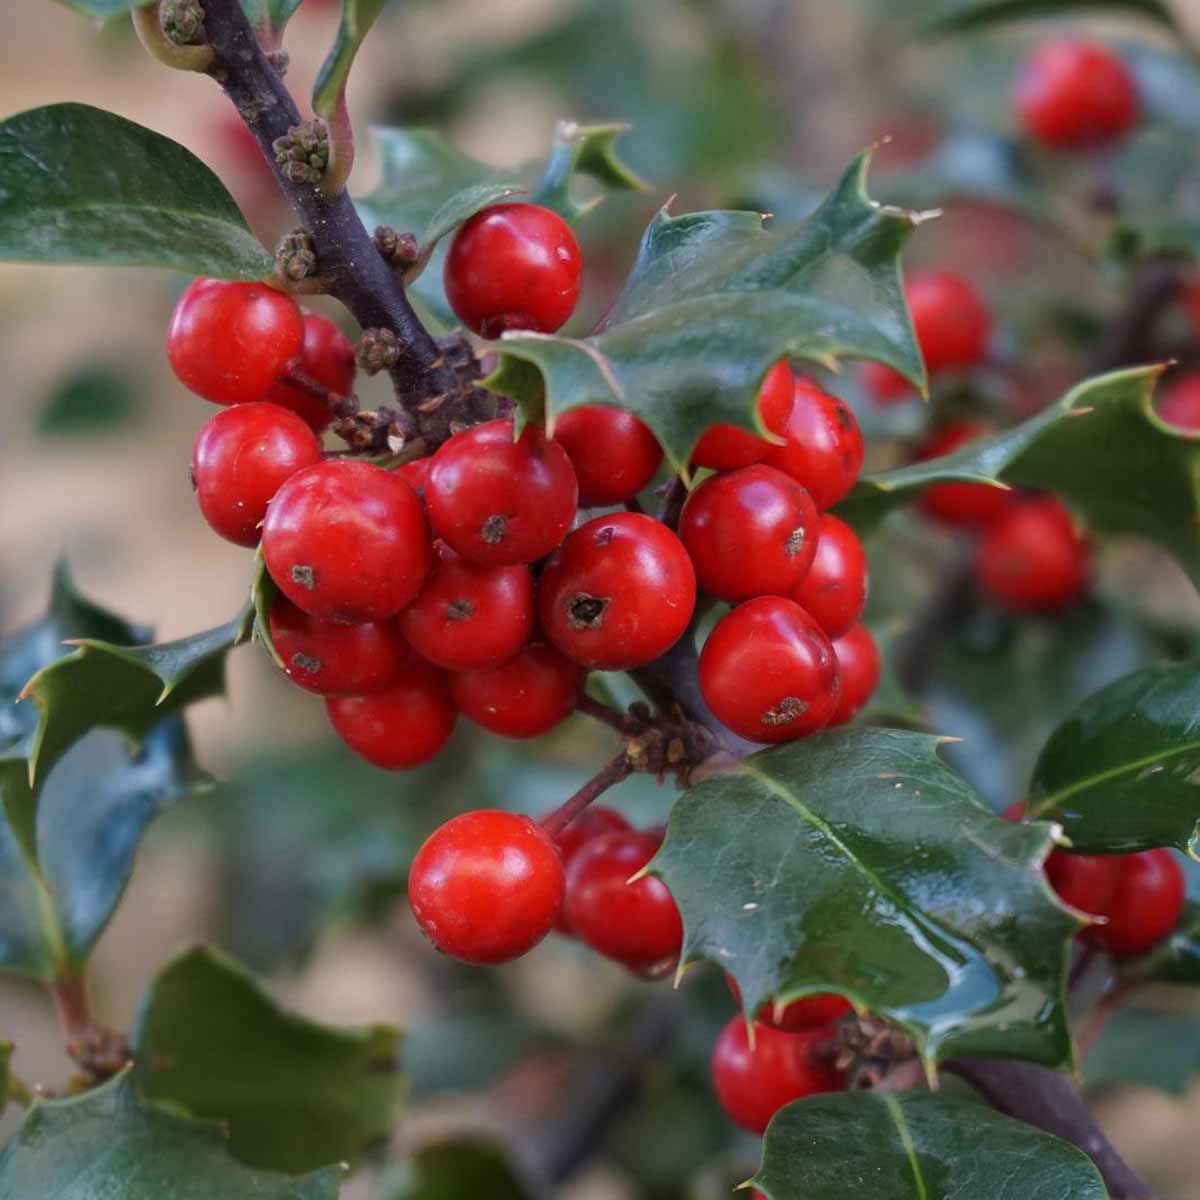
[1085,1007,1200,1095]
[1026,661,1200,853]
[0,104,271,278]
[651,729,1079,1072]
[754,1092,1107,1200]
[916,0,1178,36]
[840,366,1200,586]
[356,122,645,324]
[487,151,927,472]
[240,0,305,33]
[381,1139,532,1200]
[0,1072,342,1199]
[249,552,285,669]
[312,0,390,122]
[134,945,402,1173]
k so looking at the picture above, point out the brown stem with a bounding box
[575,692,644,736]
[540,754,632,840]
[49,974,91,1039]
[198,0,490,445]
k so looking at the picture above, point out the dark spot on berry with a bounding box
[835,403,852,429]
[762,696,806,726]
[291,652,322,675]
[786,526,807,558]
[291,564,316,590]
[187,466,197,493]
[593,524,616,548]
[568,592,611,630]
[482,514,509,544]
[446,598,474,621]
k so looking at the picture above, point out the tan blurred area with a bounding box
[4,3,1200,1197]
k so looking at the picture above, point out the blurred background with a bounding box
[5,1,1200,1196]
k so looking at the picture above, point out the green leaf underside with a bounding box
[0,1072,341,1199]
[839,365,1200,588]
[1027,660,1200,854]
[651,729,1079,1071]
[0,104,271,279]
[55,0,154,16]
[250,552,285,668]
[755,1092,1107,1200]
[312,0,389,122]
[134,946,402,1174]
[382,1139,533,1200]
[1085,1007,1200,1094]
[485,151,927,471]
[916,0,1177,36]
[356,123,645,325]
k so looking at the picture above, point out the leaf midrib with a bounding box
[884,1094,928,1200]
[0,198,256,240]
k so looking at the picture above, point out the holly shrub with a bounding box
[3,1,1200,1198]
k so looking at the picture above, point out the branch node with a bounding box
[357,327,402,375]
[265,47,290,77]
[272,119,329,186]
[274,226,319,284]
[373,226,419,268]
[131,1,214,71]
[161,0,206,44]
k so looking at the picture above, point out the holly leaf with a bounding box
[1025,661,1200,853]
[240,0,305,33]
[1085,1007,1200,1095]
[839,366,1200,587]
[312,0,389,123]
[0,104,272,279]
[53,0,153,17]
[754,1092,1107,1200]
[1120,898,1200,985]
[380,1139,533,1200]
[485,151,928,472]
[133,945,403,1174]
[650,729,1079,1072]
[37,363,139,437]
[356,121,646,325]
[915,0,1179,36]
[0,1072,342,1199]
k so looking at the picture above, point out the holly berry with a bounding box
[325,659,456,769]
[679,465,818,602]
[552,405,662,506]
[408,809,565,964]
[1157,372,1200,433]
[265,311,356,431]
[691,360,794,471]
[426,419,578,566]
[789,513,867,640]
[443,202,582,337]
[190,402,322,547]
[700,597,840,743]
[395,456,431,497]
[1045,850,1120,918]
[975,495,1089,613]
[907,271,991,375]
[1091,849,1185,958]
[167,277,304,405]
[262,460,432,622]
[762,376,864,510]
[913,423,1010,528]
[449,643,583,739]
[828,624,880,727]
[538,513,697,670]
[562,829,683,973]
[551,805,633,934]
[861,360,914,406]
[268,596,408,696]
[398,542,534,671]
[725,973,853,1034]
[1015,39,1139,150]
[710,1017,844,1134]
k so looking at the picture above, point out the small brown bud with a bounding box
[357,328,401,375]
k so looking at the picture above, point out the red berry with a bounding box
[449,643,583,739]
[710,1017,844,1134]
[563,829,682,974]
[762,376,864,509]
[1016,39,1139,150]
[680,465,818,602]
[905,271,990,375]
[326,660,455,769]
[552,405,662,507]
[861,361,914,406]
[975,495,1089,613]
[443,203,582,337]
[427,419,578,566]
[190,402,322,547]
[264,312,356,432]
[538,513,697,670]
[700,597,840,743]
[398,542,534,671]
[1092,849,1185,958]
[551,805,633,935]
[268,596,408,696]
[1045,850,1120,918]
[789,514,867,640]
[1157,372,1200,433]
[913,423,1010,528]
[395,457,431,497]
[408,809,564,964]
[725,973,852,1033]
[167,278,304,405]
[828,624,880,726]
[691,360,794,471]
[1001,800,1026,822]
[262,460,432,622]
